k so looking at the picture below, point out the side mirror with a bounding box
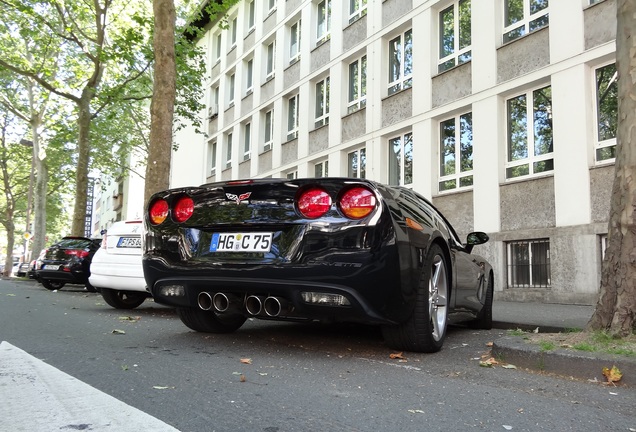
[465,231,489,253]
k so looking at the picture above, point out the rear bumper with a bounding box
[144,256,400,325]
[37,269,88,285]
[89,254,145,291]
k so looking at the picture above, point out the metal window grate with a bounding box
[507,239,551,288]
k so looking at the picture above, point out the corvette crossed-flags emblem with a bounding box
[226,192,252,205]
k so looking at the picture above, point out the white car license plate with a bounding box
[43,264,60,270]
[210,232,273,253]
[117,237,141,248]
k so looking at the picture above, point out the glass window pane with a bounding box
[348,151,357,177]
[404,133,413,185]
[530,0,549,14]
[458,0,471,50]
[404,30,413,77]
[389,137,401,185]
[349,61,358,103]
[360,148,366,178]
[505,0,523,27]
[440,6,454,58]
[533,86,553,156]
[507,95,528,161]
[440,119,456,176]
[529,14,549,32]
[389,35,401,83]
[596,64,618,142]
[460,113,473,172]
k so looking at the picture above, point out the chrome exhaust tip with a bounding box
[197,292,213,311]
[245,295,263,316]
[212,293,230,312]
[264,296,285,317]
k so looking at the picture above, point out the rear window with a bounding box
[55,238,93,249]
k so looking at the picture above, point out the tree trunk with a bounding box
[145,0,177,205]
[70,94,92,237]
[587,0,636,336]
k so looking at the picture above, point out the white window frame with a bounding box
[286,170,298,180]
[265,41,276,81]
[289,19,301,64]
[267,0,277,15]
[209,85,219,118]
[316,0,331,45]
[388,29,413,95]
[225,132,233,168]
[347,55,367,114]
[245,58,254,95]
[438,0,471,73]
[264,109,274,152]
[503,0,549,43]
[208,141,217,177]
[388,132,413,187]
[287,93,300,141]
[230,16,238,49]
[247,0,255,32]
[505,85,553,179]
[594,62,617,163]
[347,147,366,178]
[243,122,251,161]
[506,239,551,288]
[438,112,473,192]
[214,33,222,62]
[349,0,367,24]
[227,73,235,107]
[314,76,330,128]
[314,159,329,178]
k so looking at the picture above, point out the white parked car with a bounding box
[89,220,149,309]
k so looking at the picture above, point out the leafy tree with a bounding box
[588,0,636,336]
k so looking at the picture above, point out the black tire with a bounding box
[382,244,449,353]
[84,280,97,293]
[471,272,494,330]
[176,307,247,333]
[41,279,65,290]
[101,289,147,310]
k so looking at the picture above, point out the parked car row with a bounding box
[24,220,149,310]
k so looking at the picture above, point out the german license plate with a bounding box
[43,264,60,270]
[210,232,273,252]
[117,237,141,248]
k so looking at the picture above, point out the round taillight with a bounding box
[149,199,169,225]
[339,187,377,219]
[173,196,194,223]
[297,187,332,219]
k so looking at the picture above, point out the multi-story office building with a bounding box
[170,0,617,304]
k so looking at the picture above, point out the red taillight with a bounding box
[64,249,89,258]
[149,199,169,225]
[173,196,194,223]
[297,187,332,219]
[338,186,377,219]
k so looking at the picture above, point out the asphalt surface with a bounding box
[1,278,635,431]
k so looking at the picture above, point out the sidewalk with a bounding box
[492,300,595,331]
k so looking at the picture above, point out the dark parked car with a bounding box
[36,236,101,291]
[143,178,494,353]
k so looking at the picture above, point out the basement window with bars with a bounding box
[506,239,551,288]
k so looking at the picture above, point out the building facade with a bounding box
[170,0,617,305]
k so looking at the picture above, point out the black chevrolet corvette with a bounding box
[143,177,493,353]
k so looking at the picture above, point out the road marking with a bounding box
[0,341,179,432]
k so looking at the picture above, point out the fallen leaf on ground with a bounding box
[153,386,174,390]
[111,329,126,335]
[486,341,493,347]
[118,316,141,321]
[501,364,517,369]
[602,365,622,384]
[390,352,405,359]
[240,374,246,382]
[240,358,252,364]
[407,409,425,414]
[479,357,499,367]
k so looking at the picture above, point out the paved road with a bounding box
[1,279,635,431]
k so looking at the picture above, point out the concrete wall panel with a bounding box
[308,124,329,155]
[281,139,298,165]
[343,15,367,52]
[500,177,556,231]
[432,190,474,239]
[311,40,331,73]
[341,109,366,143]
[381,88,412,128]
[382,0,412,28]
[497,28,550,83]
[284,61,301,88]
[258,150,272,175]
[584,0,616,50]
[431,62,472,108]
[590,165,614,223]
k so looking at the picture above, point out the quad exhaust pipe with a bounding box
[198,292,289,317]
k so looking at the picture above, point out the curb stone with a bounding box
[492,335,636,387]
